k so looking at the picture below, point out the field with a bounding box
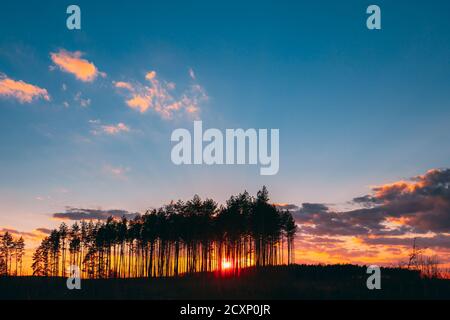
[1,265,449,300]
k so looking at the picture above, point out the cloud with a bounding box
[188,68,196,80]
[101,123,130,135]
[294,205,373,236]
[363,234,450,250]
[114,81,133,91]
[126,95,151,113]
[90,120,130,135]
[293,169,450,240]
[35,228,52,235]
[74,92,91,107]
[297,203,330,214]
[102,164,130,179]
[35,195,51,201]
[273,203,299,211]
[145,71,156,80]
[0,228,35,238]
[50,49,105,82]
[114,69,208,119]
[0,74,50,103]
[351,169,450,234]
[0,227,49,241]
[53,208,138,221]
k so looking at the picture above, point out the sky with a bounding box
[1,0,450,270]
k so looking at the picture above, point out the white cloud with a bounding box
[74,92,91,107]
[188,68,196,80]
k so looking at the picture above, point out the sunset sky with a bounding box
[1,0,450,272]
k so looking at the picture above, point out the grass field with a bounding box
[1,265,449,300]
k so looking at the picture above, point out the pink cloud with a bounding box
[74,92,91,107]
[114,81,134,91]
[90,120,130,136]
[102,164,130,179]
[101,122,130,135]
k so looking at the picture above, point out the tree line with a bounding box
[0,232,25,276]
[32,187,297,278]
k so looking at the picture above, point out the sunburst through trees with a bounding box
[32,187,297,278]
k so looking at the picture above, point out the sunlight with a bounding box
[222,259,232,270]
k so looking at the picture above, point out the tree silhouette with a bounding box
[281,210,297,264]
[32,187,297,278]
[14,237,25,276]
[0,232,26,276]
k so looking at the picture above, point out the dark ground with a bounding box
[1,265,449,300]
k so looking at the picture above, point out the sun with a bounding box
[222,259,232,270]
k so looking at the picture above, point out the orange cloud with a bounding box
[0,75,50,103]
[145,71,156,80]
[114,81,134,91]
[50,49,104,82]
[369,169,442,200]
[385,216,411,226]
[127,94,151,113]
[372,181,420,199]
[114,68,208,119]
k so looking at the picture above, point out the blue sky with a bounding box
[1,0,450,236]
